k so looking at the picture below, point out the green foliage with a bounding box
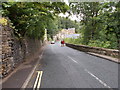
[47,34,52,41]
[88,40,111,48]
[69,2,120,49]
[0,18,8,25]
[57,17,80,32]
[65,38,82,45]
[46,17,59,39]
[2,2,69,40]
[2,1,119,49]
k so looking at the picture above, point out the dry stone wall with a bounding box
[1,25,14,77]
[1,24,43,78]
[66,43,120,59]
[0,25,2,78]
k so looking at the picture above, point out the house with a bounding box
[56,28,76,39]
[65,34,80,39]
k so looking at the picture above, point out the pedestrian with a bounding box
[61,40,65,47]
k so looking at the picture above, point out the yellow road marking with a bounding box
[37,71,43,89]
[33,71,40,89]
[33,71,43,90]
[22,52,44,88]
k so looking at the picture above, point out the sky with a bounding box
[59,13,80,21]
[64,0,69,5]
[59,0,80,21]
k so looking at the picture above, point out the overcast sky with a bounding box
[59,13,80,21]
[59,0,80,21]
[64,0,69,5]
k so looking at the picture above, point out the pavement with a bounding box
[1,46,44,89]
[2,42,119,89]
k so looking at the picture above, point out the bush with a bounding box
[64,38,82,45]
[88,40,111,48]
[65,37,118,49]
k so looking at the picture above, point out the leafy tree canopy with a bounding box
[2,2,69,40]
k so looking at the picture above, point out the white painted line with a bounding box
[51,44,57,54]
[21,52,43,88]
[51,45,54,52]
[84,69,112,89]
[37,71,43,89]
[33,71,41,90]
[67,55,112,89]
[67,56,78,64]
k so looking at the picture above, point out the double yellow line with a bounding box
[33,71,43,90]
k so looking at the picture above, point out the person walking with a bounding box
[61,40,65,47]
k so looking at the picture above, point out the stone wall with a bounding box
[1,25,43,78]
[1,25,13,77]
[0,24,2,77]
[66,43,120,59]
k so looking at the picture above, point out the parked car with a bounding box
[51,41,55,44]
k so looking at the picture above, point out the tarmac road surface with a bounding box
[27,42,118,89]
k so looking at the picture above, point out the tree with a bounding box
[2,2,69,40]
[69,2,120,49]
[57,16,80,32]
[97,2,120,49]
[70,2,101,44]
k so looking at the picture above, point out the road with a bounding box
[27,42,118,89]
